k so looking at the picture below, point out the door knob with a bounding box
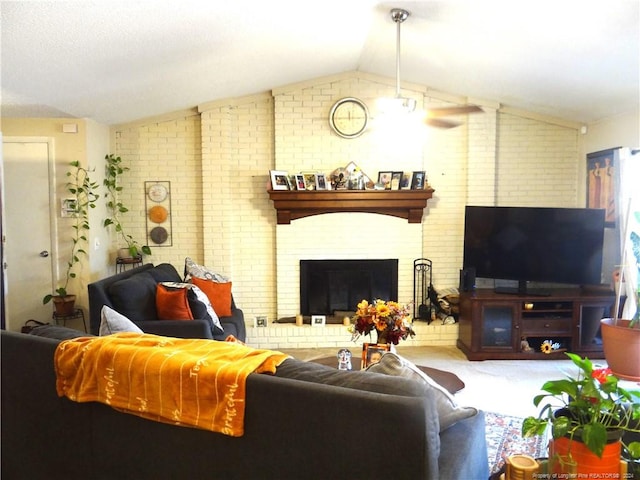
[39,250,49,257]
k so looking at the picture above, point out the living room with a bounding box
[1,3,638,352]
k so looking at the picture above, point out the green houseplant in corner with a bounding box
[43,160,99,314]
[103,154,151,259]
[522,353,640,476]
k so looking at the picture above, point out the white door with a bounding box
[2,139,55,330]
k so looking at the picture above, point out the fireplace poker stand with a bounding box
[413,258,434,323]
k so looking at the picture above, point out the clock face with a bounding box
[148,183,168,202]
[329,97,369,139]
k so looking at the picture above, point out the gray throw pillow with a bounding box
[366,352,477,431]
[99,305,143,336]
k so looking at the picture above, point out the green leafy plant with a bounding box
[103,154,151,258]
[522,353,640,461]
[43,161,99,304]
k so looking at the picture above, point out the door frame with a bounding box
[2,136,59,329]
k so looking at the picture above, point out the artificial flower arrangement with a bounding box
[349,299,415,345]
[522,353,640,462]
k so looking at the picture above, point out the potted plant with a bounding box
[103,153,151,259]
[522,352,640,475]
[601,205,640,381]
[43,160,99,314]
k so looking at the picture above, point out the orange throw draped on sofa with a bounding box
[54,333,289,437]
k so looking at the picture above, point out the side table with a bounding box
[52,308,87,332]
[116,255,143,273]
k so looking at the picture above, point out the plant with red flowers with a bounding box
[349,299,415,345]
[522,353,640,460]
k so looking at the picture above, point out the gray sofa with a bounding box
[1,328,490,479]
[88,263,246,341]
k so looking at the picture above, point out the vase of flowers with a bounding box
[349,299,415,345]
[522,353,640,476]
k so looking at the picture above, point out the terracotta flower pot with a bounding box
[52,295,76,316]
[601,318,640,381]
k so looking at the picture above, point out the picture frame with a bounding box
[345,161,373,187]
[586,148,619,227]
[254,315,268,328]
[411,171,426,190]
[361,343,391,369]
[301,171,319,190]
[270,170,290,190]
[315,173,328,190]
[377,171,393,189]
[391,171,403,190]
[311,315,326,327]
[400,172,413,190]
[294,174,307,191]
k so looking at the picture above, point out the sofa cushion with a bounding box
[156,284,194,320]
[274,357,426,398]
[29,324,94,340]
[190,277,233,317]
[159,282,224,334]
[184,257,229,282]
[147,263,183,283]
[108,272,158,323]
[366,352,477,431]
[99,306,144,335]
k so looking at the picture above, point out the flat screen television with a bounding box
[462,206,606,295]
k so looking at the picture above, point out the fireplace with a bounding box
[300,259,399,316]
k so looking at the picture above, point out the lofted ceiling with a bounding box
[1,0,638,126]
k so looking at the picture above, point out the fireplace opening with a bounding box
[300,259,399,316]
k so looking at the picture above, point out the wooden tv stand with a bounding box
[457,288,614,360]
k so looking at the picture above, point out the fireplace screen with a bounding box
[300,259,399,316]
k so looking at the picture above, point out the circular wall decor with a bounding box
[149,226,168,244]
[148,205,168,223]
[329,97,369,139]
[148,183,168,202]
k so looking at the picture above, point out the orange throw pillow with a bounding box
[156,284,194,320]
[191,277,233,317]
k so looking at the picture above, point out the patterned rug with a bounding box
[485,411,549,474]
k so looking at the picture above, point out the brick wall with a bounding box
[113,71,581,348]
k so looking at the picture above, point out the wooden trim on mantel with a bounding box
[267,188,435,224]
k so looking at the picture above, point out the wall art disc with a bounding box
[149,226,168,244]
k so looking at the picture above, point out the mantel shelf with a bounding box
[267,188,435,224]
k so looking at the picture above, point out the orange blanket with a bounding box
[54,333,289,437]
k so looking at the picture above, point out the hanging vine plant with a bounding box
[43,160,99,308]
[103,154,151,258]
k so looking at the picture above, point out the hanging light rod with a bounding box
[379,8,416,113]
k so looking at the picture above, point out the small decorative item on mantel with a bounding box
[349,299,415,344]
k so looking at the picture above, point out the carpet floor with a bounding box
[485,411,548,475]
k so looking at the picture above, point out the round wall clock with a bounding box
[329,97,369,139]
[148,183,168,202]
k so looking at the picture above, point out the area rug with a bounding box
[485,411,549,475]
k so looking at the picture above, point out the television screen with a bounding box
[463,206,605,293]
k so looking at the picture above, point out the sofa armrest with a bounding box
[215,307,246,341]
[438,410,489,479]
[135,320,214,339]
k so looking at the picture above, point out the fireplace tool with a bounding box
[413,258,434,322]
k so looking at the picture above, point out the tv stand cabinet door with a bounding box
[458,294,519,359]
[574,299,612,355]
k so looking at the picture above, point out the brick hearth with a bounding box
[246,321,459,350]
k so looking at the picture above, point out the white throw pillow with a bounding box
[366,352,477,431]
[99,305,143,336]
[184,257,229,283]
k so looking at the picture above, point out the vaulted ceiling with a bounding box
[1,1,638,126]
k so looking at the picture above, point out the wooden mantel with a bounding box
[268,188,435,224]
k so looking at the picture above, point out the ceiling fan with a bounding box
[383,8,483,129]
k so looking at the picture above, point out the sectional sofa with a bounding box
[1,327,490,479]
